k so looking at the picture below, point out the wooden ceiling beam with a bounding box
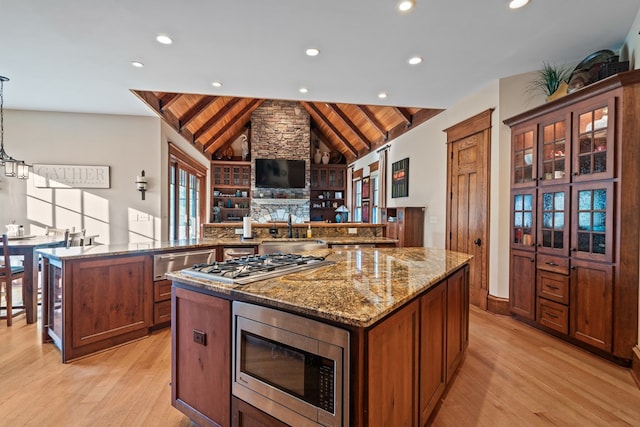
[194,97,243,141]
[202,99,263,152]
[180,95,218,131]
[132,90,202,150]
[326,103,371,150]
[159,93,181,112]
[356,105,386,137]
[302,102,358,157]
[393,107,413,127]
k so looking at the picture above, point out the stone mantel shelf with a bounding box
[252,198,308,205]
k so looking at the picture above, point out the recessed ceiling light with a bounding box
[131,61,144,68]
[508,0,530,9]
[212,81,223,88]
[398,0,415,12]
[305,48,320,57]
[408,56,423,65]
[378,92,388,99]
[299,87,309,94]
[156,34,173,45]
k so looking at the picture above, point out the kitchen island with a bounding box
[167,247,472,427]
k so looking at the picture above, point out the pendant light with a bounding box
[0,76,30,179]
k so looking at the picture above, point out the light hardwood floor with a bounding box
[1,306,639,426]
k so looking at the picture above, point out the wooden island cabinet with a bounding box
[168,248,471,427]
[505,69,640,364]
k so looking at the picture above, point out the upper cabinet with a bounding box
[510,123,537,188]
[572,96,615,182]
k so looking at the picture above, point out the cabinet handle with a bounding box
[474,238,482,246]
[530,258,535,262]
[545,312,559,319]
[546,285,560,290]
[572,172,579,176]
[570,248,577,252]
[545,261,558,266]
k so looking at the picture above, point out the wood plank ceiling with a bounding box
[133,90,443,164]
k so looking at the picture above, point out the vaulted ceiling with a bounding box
[134,90,443,163]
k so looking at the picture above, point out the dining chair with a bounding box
[1,234,26,326]
[45,226,69,237]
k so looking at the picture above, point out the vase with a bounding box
[321,152,330,164]
[314,149,322,164]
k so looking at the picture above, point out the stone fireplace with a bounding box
[250,99,311,223]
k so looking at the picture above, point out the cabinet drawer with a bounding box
[537,254,569,275]
[154,280,172,302]
[537,298,568,334]
[154,300,171,325]
[537,270,569,305]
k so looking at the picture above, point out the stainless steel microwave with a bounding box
[232,301,350,427]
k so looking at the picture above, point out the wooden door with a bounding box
[446,110,491,309]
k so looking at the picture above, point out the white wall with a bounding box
[0,110,161,244]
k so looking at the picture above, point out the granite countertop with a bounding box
[167,247,472,328]
[36,238,222,261]
[36,236,397,260]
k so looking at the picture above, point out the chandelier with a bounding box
[0,76,29,180]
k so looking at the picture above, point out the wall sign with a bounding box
[33,164,111,188]
[391,158,409,198]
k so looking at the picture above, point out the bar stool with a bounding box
[0,234,25,326]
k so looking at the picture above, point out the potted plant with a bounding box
[528,62,571,101]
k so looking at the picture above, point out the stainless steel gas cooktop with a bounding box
[181,253,334,285]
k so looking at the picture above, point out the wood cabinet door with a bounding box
[571,182,614,263]
[232,397,288,427]
[69,255,151,349]
[367,300,419,427]
[172,287,231,427]
[538,112,571,185]
[511,123,538,188]
[510,189,536,250]
[446,267,469,381]
[509,250,536,320]
[570,260,613,351]
[537,185,570,256]
[571,95,616,182]
[420,283,447,425]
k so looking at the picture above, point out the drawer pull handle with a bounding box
[546,285,560,290]
[546,262,559,266]
[545,312,559,319]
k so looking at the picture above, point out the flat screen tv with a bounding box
[255,158,306,189]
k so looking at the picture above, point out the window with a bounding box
[353,179,362,222]
[169,144,207,240]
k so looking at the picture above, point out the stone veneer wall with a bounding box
[251,100,311,223]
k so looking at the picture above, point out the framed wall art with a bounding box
[362,200,370,223]
[391,158,409,198]
[362,176,370,200]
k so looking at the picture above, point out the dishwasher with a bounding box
[153,248,217,281]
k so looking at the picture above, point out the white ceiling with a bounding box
[2,0,639,116]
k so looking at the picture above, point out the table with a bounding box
[7,235,66,324]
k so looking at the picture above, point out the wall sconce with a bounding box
[136,170,147,200]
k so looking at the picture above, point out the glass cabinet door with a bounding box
[539,113,571,185]
[537,186,569,256]
[511,124,537,188]
[571,182,613,262]
[572,98,615,182]
[511,189,536,249]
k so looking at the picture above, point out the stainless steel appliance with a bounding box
[180,252,334,285]
[258,240,328,255]
[232,301,350,427]
[152,249,217,281]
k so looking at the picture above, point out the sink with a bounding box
[258,240,328,255]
